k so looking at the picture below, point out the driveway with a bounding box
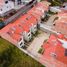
[45,15,57,26]
[27,32,49,56]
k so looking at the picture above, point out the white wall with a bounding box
[18,37,25,47]
[0,1,14,15]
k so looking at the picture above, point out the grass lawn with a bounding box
[0,37,44,67]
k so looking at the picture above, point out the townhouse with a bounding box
[7,27,25,48]
[0,11,38,46]
[21,14,38,34]
[27,1,50,19]
[35,1,50,18]
[10,15,32,42]
[18,21,32,42]
[27,8,41,24]
[0,23,25,48]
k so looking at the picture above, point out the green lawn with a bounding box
[0,37,44,67]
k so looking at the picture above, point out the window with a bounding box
[20,42,23,46]
[53,23,56,26]
[28,33,30,37]
[5,1,8,4]
[65,49,67,56]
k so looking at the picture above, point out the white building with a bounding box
[0,0,32,16]
[18,36,25,48]
[0,0,14,16]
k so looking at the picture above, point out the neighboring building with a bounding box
[27,7,41,24]
[52,12,67,36]
[0,0,32,16]
[11,15,32,42]
[7,27,25,48]
[40,34,67,66]
[0,0,14,16]
[27,1,50,19]
[35,1,50,18]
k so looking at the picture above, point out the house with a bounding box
[31,7,44,19]
[57,11,67,18]
[35,1,50,17]
[27,1,50,21]
[28,16,38,34]
[27,8,41,24]
[21,14,38,34]
[53,15,67,36]
[7,26,25,48]
[19,22,32,42]
[35,1,50,18]
[12,15,32,42]
[0,12,38,46]
[0,23,25,48]
[41,34,67,66]
[18,13,38,35]
[0,11,39,42]
[0,0,14,16]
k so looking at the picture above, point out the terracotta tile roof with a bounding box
[36,2,49,12]
[57,12,67,19]
[0,23,23,44]
[29,7,43,17]
[53,17,67,36]
[27,1,50,19]
[42,34,67,65]
[0,23,13,33]
[10,32,21,42]
[20,14,37,26]
[27,8,41,21]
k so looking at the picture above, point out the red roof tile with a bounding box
[36,2,49,12]
[42,34,67,65]
[28,8,41,20]
[11,33,21,42]
[28,7,43,17]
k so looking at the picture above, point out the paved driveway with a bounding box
[27,32,49,56]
